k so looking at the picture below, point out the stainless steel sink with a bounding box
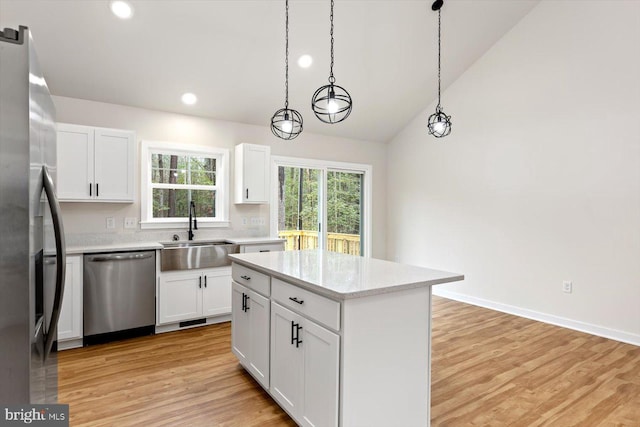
[160,241,240,271]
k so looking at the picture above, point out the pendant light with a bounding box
[428,0,452,138]
[271,0,303,140]
[311,0,352,124]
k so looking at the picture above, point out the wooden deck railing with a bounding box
[278,230,361,256]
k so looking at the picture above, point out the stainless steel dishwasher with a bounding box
[83,251,156,340]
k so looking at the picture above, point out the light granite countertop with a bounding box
[229,249,464,300]
[66,237,284,255]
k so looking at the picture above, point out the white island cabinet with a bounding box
[229,249,464,427]
[231,262,271,388]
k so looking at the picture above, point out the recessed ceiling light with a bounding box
[181,92,198,105]
[297,54,313,68]
[110,1,134,19]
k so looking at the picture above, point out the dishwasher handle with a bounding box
[87,252,154,262]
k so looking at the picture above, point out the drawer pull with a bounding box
[289,297,304,305]
[240,275,251,280]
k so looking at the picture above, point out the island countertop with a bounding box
[228,249,463,300]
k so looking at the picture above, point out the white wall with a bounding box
[387,1,640,344]
[53,96,388,259]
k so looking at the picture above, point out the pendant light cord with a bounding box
[284,0,290,108]
[329,0,335,84]
[436,8,442,111]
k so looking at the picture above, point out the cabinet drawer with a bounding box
[272,278,340,331]
[241,242,285,253]
[232,263,270,297]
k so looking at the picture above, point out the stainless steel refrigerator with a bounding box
[0,25,66,404]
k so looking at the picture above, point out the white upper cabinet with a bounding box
[57,123,135,202]
[235,143,270,204]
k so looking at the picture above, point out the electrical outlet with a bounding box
[241,217,248,226]
[563,281,572,293]
[258,217,266,226]
[124,217,137,229]
[250,217,259,226]
[106,217,115,229]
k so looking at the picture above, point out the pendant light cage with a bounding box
[271,0,303,140]
[271,108,304,140]
[428,107,452,138]
[311,0,352,124]
[428,2,452,138]
[311,83,352,124]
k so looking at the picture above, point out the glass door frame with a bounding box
[270,156,373,258]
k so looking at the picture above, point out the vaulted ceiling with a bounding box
[1,0,539,142]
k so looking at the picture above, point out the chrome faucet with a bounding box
[188,200,198,241]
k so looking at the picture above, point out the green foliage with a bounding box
[151,154,217,218]
[279,167,361,235]
[327,171,361,235]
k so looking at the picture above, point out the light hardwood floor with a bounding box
[59,296,640,426]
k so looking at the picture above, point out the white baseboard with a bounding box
[433,288,640,347]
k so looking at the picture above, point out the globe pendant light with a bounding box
[428,0,452,138]
[311,0,352,124]
[271,0,303,140]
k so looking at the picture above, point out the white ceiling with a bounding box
[1,0,539,143]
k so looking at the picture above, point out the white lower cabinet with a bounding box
[157,267,232,328]
[270,302,339,427]
[57,255,83,349]
[231,282,270,389]
[202,269,233,317]
[158,271,202,324]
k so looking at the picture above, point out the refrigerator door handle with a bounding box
[42,166,66,360]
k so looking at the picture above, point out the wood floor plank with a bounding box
[59,296,640,426]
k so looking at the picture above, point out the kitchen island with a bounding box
[229,249,463,427]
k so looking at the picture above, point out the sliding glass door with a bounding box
[326,170,363,256]
[277,166,322,250]
[272,158,371,257]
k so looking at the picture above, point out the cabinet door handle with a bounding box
[96,183,99,197]
[246,188,249,199]
[291,321,303,348]
[296,324,303,348]
[289,297,304,305]
[199,276,202,289]
[204,276,207,288]
[89,183,92,196]
[291,321,296,345]
[243,294,250,312]
[240,275,251,280]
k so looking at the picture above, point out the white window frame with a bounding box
[270,156,373,258]
[140,140,230,229]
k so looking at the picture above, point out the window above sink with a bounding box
[140,140,230,229]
